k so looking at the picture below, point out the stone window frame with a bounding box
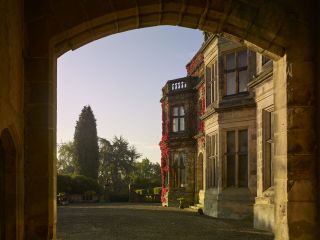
[223,49,249,96]
[205,59,218,108]
[262,106,275,192]
[223,128,249,188]
[171,105,185,133]
[206,133,218,189]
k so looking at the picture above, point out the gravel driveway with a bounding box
[57,203,273,240]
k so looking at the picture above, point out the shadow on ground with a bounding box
[57,203,273,240]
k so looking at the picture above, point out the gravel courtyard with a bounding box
[57,203,273,240]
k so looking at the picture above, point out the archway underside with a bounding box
[22,0,318,240]
[24,0,302,58]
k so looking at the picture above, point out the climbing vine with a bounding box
[198,85,205,133]
[159,100,169,204]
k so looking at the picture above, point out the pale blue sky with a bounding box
[57,26,203,163]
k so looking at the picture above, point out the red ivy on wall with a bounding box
[159,100,169,204]
[186,53,204,76]
[198,85,205,133]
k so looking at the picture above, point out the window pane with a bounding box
[212,62,217,79]
[173,118,179,132]
[264,142,271,190]
[206,67,212,106]
[172,153,179,188]
[226,71,236,95]
[227,131,236,187]
[263,111,273,190]
[227,154,235,187]
[227,131,235,153]
[212,157,217,187]
[226,53,235,70]
[211,135,215,156]
[265,111,271,140]
[206,135,211,156]
[212,79,217,101]
[239,130,248,187]
[238,50,248,68]
[180,106,185,116]
[179,118,185,131]
[239,130,248,153]
[173,153,179,166]
[173,107,179,116]
[206,66,212,82]
[180,154,186,186]
[206,82,212,106]
[239,70,248,92]
[238,154,248,187]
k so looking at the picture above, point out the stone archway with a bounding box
[0,129,17,240]
[20,0,319,239]
[0,139,4,240]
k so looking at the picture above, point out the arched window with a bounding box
[171,152,187,188]
[179,154,186,187]
[172,153,179,188]
[0,140,4,239]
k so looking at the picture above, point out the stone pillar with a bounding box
[272,2,319,239]
[273,46,318,240]
[24,54,56,239]
[317,0,320,231]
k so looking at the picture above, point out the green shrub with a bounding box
[135,189,148,195]
[57,174,102,194]
[110,189,129,202]
[135,189,143,195]
[153,187,162,195]
[57,174,73,193]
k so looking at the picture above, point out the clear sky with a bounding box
[57,26,203,163]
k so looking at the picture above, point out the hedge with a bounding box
[57,174,102,194]
[135,187,161,196]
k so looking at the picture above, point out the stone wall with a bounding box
[0,0,24,239]
[251,62,275,232]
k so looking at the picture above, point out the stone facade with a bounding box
[201,35,257,220]
[160,77,198,207]
[161,35,278,226]
[249,56,275,231]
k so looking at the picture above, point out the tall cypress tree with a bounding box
[74,105,99,180]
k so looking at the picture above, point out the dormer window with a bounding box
[172,106,185,132]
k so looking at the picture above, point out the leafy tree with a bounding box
[98,137,112,186]
[57,141,76,174]
[98,136,141,192]
[131,158,161,188]
[74,105,99,179]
